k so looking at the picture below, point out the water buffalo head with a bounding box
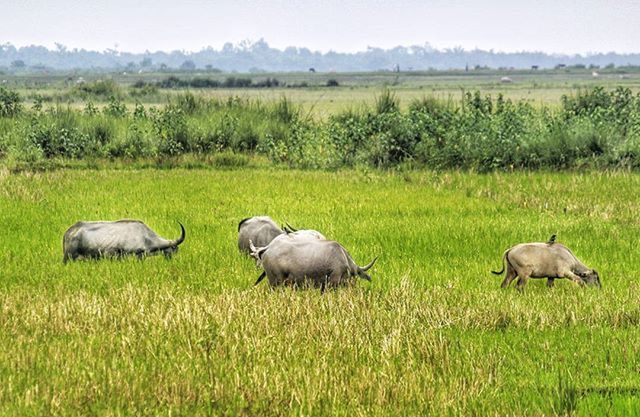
[578,269,601,288]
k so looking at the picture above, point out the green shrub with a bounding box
[26,119,93,158]
[74,79,121,98]
[0,87,22,117]
[108,122,155,158]
[73,80,122,98]
[129,84,158,97]
[272,96,298,124]
[154,107,190,156]
[374,89,399,115]
[104,96,128,117]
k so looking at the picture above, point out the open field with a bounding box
[2,168,640,415]
[5,69,640,116]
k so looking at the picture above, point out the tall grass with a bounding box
[2,87,640,170]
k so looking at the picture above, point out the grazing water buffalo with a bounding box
[238,216,326,254]
[237,216,284,254]
[288,229,326,239]
[492,240,600,290]
[63,220,185,262]
[250,237,376,291]
[283,223,326,240]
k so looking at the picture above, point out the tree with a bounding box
[140,57,152,67]
[11,60,25,68]
[180,60,196,71]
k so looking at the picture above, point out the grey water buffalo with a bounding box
[250,237,376,291]
[491,240,600,290]
[237,216,284,254]
[63,220,185,262]
[248,230,325,264]
[238,216,325,254]
[283,223,326,240]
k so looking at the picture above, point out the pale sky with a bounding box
[2,0,639,54]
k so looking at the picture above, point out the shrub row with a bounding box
[144,76,338,89]
[1,87,640,170]
[152,76,282,89]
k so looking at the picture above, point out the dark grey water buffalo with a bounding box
[491,241,600,290]
[237,216,284,254]
[251,237,376,290]
[63,220,185,262]
[237,216,325,254]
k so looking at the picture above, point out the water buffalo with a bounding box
[283,223,326,240]
[237,216,284,254]
[492,240,600,290]
[250,237,376,291]
[63,220,185,262]
[238,216,325,254]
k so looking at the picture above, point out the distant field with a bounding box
[2,168,640,415]
[5,69,640,116]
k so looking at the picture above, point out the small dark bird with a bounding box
[547,234,557,245]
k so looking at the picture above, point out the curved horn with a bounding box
[254,271,266,286]
[285,222,298,232]
[149,222,185,252]
[359,256,378,272]
[174,222,186,246]
[238,217,251,232]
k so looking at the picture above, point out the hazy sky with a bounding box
[2,0,639,54]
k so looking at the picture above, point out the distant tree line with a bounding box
[2,40,640,72]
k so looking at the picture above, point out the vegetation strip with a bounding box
[2,86,640,171]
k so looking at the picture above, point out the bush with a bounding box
[26,118,93,158]
[0,87,22,117]
[129,83,158,97]
[103,96,128,117]
[108,122,155,158]
[272,96,298,124]
[375,89,400,115]
[154,107,190,156]
[172,93,207,115]
[74,80,121,98]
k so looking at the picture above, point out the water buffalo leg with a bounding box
[547,278,555,288]
[565,271,585,286]
[501,265,517,288]
[515,274,530,292]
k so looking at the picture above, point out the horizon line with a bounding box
[2,40,639,58]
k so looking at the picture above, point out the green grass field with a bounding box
[2,168,640,415]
